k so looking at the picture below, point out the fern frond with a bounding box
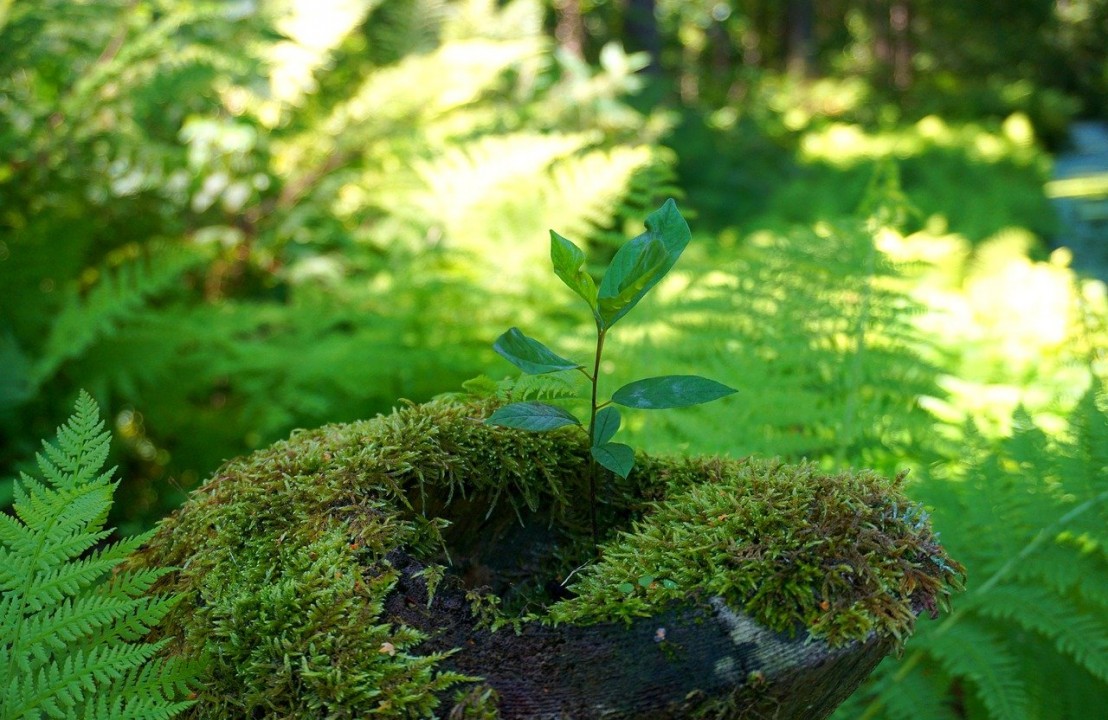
[284,37,541,174]
[32,245,209,391]
[617,215,942,470]
[0,391,197,719]
[836,657,959,720]
[878,665,959,720]
[844,387,1108,720]
[17,532,151,614]
[920,623,1029,720]
[496,370,586,402]
[406,131,597,230]
[542,145,674,245]
[967,583,1108,681]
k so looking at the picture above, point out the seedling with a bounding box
[486,199,736,544]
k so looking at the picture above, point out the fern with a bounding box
[835,386,1108,720]
[614,212,942,473]
[0,391,198,719]
[2,0,679,525]
[32,245,209,392]
[495,370,586,403]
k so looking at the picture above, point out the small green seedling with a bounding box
[486,199,736,543]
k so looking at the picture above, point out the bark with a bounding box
[890,1,913,89]
[554,0,586,59]
[386,550,894,720]
[786,0,815,77]
[624,0,661,75]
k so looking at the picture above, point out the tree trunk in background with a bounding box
[874,0,913,91]
[624,0,661,74]
[554,0,586,59]
[872,0,891,87]
[786,0,814,76]
[890,1,913,89]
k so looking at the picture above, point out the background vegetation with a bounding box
[2,1,1105,718]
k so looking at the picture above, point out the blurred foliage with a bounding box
[0,0,676,525]
[2,1,1108,719]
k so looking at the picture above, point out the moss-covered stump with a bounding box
[130,400,961,719]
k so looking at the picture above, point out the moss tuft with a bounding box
[548,458,962,647]
[129,400,961,718]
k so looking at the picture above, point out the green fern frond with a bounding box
[364,0,447,65]
[287,37,541,172]
[543,145,675,245]
[0,391,197,720]
[496,370,586,403]
[408,131,597,228]
[967,584,1108,681]
[843,387,1108,720]
[920,623,1029,720]
[879,666,959,720]
[618,214,942,470]
[32,245,209,391]
[835,658,959,720]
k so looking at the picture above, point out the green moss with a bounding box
[129,399,961,718]
[548,458,962,647]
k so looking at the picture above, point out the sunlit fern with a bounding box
[611,214,941,473]
[834,387,1108,720]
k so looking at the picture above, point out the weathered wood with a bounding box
[386,550,892,719]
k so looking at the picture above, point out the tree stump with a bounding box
[387,549,894,719]
[128,400,960,719]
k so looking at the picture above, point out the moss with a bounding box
[129,399,961,718]
[547,458,962,647]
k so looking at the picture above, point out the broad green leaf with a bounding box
[638,575,654,587]
[486,402,581,431]
[591,442,635,478]
[618,582,635,594]
[596,238,667,328]
[493,328,582,375]
[611,375,737,409]
[596,199,691,327]
[592,406,621,446]
[550,231,598,313]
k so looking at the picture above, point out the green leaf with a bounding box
[486,402,581,431]
[596,199,691,328]
[493,328,582,375]
[618,582,635,594]
[591,442,635,478]
[592,407,621,446]
[612,375,737,409]
[638,575,654,587]
[596,237,667,328]
[550,231,598,313]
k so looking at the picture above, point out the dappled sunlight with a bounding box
[1046,172,1108,199]
[4,2,1108,717]
[881,224,1104,437]
[800,113,1042,168]
[269,0,372,104]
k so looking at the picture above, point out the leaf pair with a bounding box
[551,198,691,329]
[487,325,735,478]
